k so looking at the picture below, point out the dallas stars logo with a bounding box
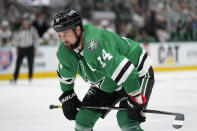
[85,74,105,89]
[86,40,99,51]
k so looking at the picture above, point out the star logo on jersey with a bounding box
[91,77,105,88]
[86,40,99,51]
[84,74,105,89]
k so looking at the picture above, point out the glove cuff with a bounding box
[128,93,146,106]
[59,89,77,103]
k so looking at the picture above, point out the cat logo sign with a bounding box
[158,45,179,65]
[164,56,175,64]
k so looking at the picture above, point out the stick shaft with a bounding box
[81,106,178,116]
[49,104,184,129]
[50,105,181,116]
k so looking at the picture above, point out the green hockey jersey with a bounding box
[56,24,152,94]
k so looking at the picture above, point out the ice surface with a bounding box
[0,70,197,131]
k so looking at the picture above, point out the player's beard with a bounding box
[65,36,81,51]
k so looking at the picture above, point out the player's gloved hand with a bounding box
[59,89,81,120]
[127,93,146,122]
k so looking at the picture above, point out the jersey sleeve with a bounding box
[96,30,140,94]
[56,42,78,92]
[57,62,76,92]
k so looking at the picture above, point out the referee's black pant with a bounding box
[13,46,34,80]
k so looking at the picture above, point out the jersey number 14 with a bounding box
[97,49,113,68]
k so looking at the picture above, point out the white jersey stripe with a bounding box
[137,49,146,69]
[58,76,76,84]
[117,64,134,86]
[111,58,128,81]
[138,56,152,77]
[57,70,76,84]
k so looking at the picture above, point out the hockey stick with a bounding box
[49,104,184,129]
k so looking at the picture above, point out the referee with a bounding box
[10,18,39,84]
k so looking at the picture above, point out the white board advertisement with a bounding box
[0,46,58,74]
[146,43,197,67]
[1,42,197,79]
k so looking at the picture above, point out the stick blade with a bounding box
[172,113,184,129]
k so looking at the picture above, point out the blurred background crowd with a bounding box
[1,0,197,47]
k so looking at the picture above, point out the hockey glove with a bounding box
[127,93,146,122]
[59,89,81,120]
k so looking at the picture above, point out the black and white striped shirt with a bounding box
[14,26,39,48]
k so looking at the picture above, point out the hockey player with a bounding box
[53,9,155,131]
